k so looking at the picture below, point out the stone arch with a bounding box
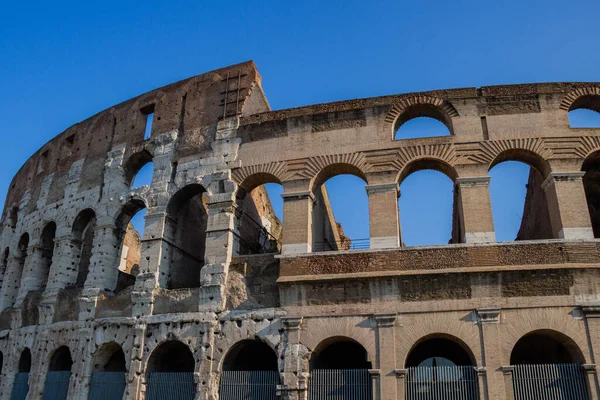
[146,340,195,373]
[488,148,552,178]
[18,347,32,372]
[92,342,127,372]
[510,329,585,365]
[387,95,459,137]
[123,150,154,187]
[232,162,290,192]
[404,333,477,367]
[1,247,9,281]
[397,157,458,185]
[115,197,147,278]
[560,87,600,113]
[309,336,372,370]
[163,184,208,289]
[48,346,73,372]
[38,221,56,289]
[221,339,279,371]
[310,162,368,193]
[238,172,282,193]
[72,208,97,288]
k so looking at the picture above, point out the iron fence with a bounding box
[88,371,127,400]
[42,371,71,400]
[9,372,29,400]
[406,366,479,400]
[308,369,372,400]
[512,364,589,400]
[313,238,370,252]
[219,370,279,400]
[146,372,196,400]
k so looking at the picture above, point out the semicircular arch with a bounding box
[397,157,458,185]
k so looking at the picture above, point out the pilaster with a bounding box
[477,307,506,399]
[374,313,397,400]
[366,184,400,249]
[281,189,313,255]
[456,177,496,243]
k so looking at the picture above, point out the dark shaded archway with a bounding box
[582,150,600,238]
[39,222,56,289]
[146,341,196,400]
[147,341,195,373]
[19,348,31,372]
[510,330,584,365]
[405,335,475,367]
[93,342,127,372]
[310,337,372,370]
[72,209,97,287]
[49,346,73,372]
[222,340,278,371]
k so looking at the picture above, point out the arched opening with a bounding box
[11,349,31,400]
[146,341,196,400]
[123,150,153,188]
[235,174,283,255]
[405,335,479,399]
[398,160,458,246]
[510,330,588,399]
[309,337,373,399]
[39,222,56,289]
[164,184,208,289]
[72,209,97,288]
[44,346,73,400]
[489,151,553,241]
[582,151,600,238]
[311,165,369,252]
[394,104,453,140]
[222,340,278,371]
[1,247,9,283]
[568,95,600,128]
[89,342,127,399]
[3,233,30,309]
[114,199,146,293]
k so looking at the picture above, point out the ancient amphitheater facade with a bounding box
[0,61,600,399]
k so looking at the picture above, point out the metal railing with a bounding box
[42,371,71,400]
[219,370,279,400]
[88,371,126,400]
[146,372,196,400]
[313,238,370,252]
[9,372,29,400]
[512,364,589,400]
[308,369,372,400]
[406,366,479,400]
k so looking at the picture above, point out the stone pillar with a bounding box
[367,185,400,249]
[542,172,594,239]
[369,369,381,400]
[15,245,45,305]
[126,323,147,400]
[279,317,306,400]
[477,308,506,399]
[281,189,313,255]
[476,367,487,400]
[198,322,217,400]
[393,369,407,400]
[374,314,397,400]
[501,366,515,400]
[456,177,495,243]
[0,255,25,310]
[582,306,600,398]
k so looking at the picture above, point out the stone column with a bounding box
[126,323,147,399]
[367,185,400,249]
[393,369,407,400]
[582,306,600,398]
[456,177,496,243]
[374,314,397,400]
[542,172,594,239]
[279,317,306,400]
[281,188,313,255]
[369,369,381,400]
[0,255,25,311]
[198,322,217,400]
[15,245,45,305]
[501,367,516,400]
[477,308,506,399]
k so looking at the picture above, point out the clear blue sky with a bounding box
[2,0,600,246]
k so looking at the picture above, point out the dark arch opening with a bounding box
[310,337,372,370]
[222,340,278,372]
[93,342,127,372]
[40,222,56,289]
[147,341,195,373]
[49,346,73,372]
[510,330,584,365]
[164,184,208,289]
[114,199,146,292]
[19,348,31,372]
[582,151,600,238]
[569,95,600,128]
[72,209,97,288]
[1,247,9,278]
[405,336,475,367]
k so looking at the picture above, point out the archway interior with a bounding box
[489,161,552,241]
[235,182,283,255]
[310,338,372,370]
[115,200,146,282]
[312,174,369,251]
[222,340,278,371]
[568,96,600,128]
[165,185,208,289]
[18,349,32,373]
[1,247,9,276]
[49,346,73,372]
[72,209,96,288]
[93,343,127,372]
[395,116,451,140]
[583,151,600,238]
[399,169,454,246]
[406,337,474,367]
[510,331,582,365]
[131,161,154,189]
[40,222,56,288]
[147,341,195,373]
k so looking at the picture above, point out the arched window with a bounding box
[11,349,31,400]
[235,174,283,255]
[89,342,127,399]
[123,150,153,188]
[489,151,553,241]
[310,337,371,370]
[3,233,30,309]
[311,165,369,252]
[115,199,146,292]
[398,160,458,246]
[147,341,195,400]
[39,222,56,289]
[44,346,73,400]
[1,247,9,283]
[393,103,453,140]
[510,330,588,399]
[72,209,96,288]
[164,185,208,289]
[404,335,479,399]
[568,95,600,128]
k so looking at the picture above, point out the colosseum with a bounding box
[0,60,599,400]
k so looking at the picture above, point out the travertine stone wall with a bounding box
[0,62,600,399]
